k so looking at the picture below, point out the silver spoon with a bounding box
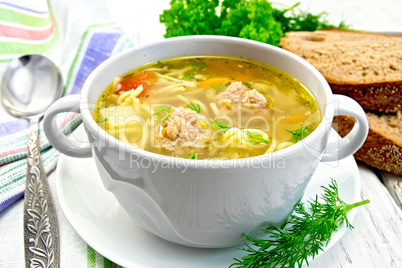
[1,55,62,267]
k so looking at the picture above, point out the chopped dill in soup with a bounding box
[93,56,321,160]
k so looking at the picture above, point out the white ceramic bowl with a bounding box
[44,36,368,248]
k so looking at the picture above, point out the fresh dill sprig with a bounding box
[246,131,270,145]
[286,123,313,143]
[231,179,370,268]
[188,152,197,159]
[208,82,226,92]
[209,120,231,131]
[181,62,207,80]
[153,105,172,115]
[153,105,172,123]
[158,114,171,124]
[187,102,201,113]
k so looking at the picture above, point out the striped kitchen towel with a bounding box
[0,113,82,211]
[0,0,136,267]
[0,0,134,213]
[0,0,57,62]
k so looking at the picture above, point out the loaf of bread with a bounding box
[280,29,402,113]
[332,113,402,175]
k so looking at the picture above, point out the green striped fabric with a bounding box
[0,7,53,27]
[0,1,57,62]
[0,0,135,266]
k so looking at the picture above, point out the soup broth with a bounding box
[94,56,321,160]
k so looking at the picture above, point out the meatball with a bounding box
[242,89,267,108]
[215,81,268,113]
[157,107,211,151]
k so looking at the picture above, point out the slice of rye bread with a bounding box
[332,112,402,175]
[280,29,402,113]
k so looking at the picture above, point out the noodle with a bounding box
[209,102,220,116]
[157,84,187,93]
[154,72,197,87]
[178,94,190,103]
[164,66,192,76]
[130,85,144,98]
[116,89,133,105]
[132,98,141,115]
[266,140,277,153]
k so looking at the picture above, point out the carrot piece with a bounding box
[199,77,229,88]
[205,62,254,84]
[283,114,310,123]
[117,70,156,97]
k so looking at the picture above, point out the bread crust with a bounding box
[281,29,402,173]
[280,29,402,112]
[331,82,402,113]
[333,114,402,175]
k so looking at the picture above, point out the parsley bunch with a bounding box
[160,0,348,47]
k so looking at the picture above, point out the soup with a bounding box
[93,56,321,160]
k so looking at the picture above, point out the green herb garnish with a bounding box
[181,62,207,80]
[188,152,197,159]
[208,82,226,92]
[153,105,173,123]
[209,120,230,131]
[187,102,201,113]
[160,1,349,47]
[155,60,166,69]
[272,2,349,34]
[98,118,108,123]
[159,114,171,124]
[231,179,370,268]
[286,123,313,143]
[246,131,270,145]
[153,105,172,116]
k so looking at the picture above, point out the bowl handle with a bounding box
[43,94,92,158]
[321,94,369,162]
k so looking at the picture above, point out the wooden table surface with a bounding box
[307,164,401,267]
[0,0,401,267]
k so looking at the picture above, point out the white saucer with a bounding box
[56,135,361,268]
